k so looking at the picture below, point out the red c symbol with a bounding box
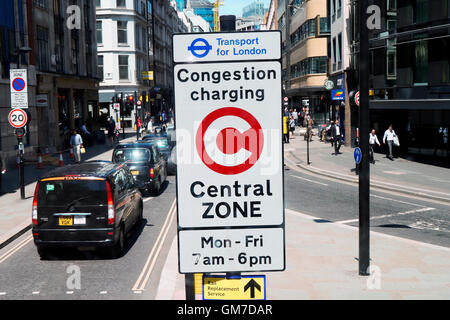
[196,107,264,175]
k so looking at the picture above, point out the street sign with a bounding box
[15,127,26,138]
[324,80,334,90]
[202,275,266,300]
[331,89,345,101]
[174,31,285,274]
[355,90,360,106]
[10,69,28,108]
[136,100,142,106]
[354,147,362,164]
[174,31,281,63]
[36,94,49,107]
[8,108,28,128]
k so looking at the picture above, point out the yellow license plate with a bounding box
[59,216,73,226]
[131,170,139,175]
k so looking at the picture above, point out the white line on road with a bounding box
[132,199,177,292]
[0,292,6,295]
[335,207,435,225]
[285,208,450,252]
[99,291,107,295]
[371,194,428,208]
[290,175,329,186]
[32,291,40,295]
[66,291,74,295]
[0,235,33,265]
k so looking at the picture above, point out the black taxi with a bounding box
[112,141,167,195]
[32,161,143,259]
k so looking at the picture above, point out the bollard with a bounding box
[58,152,65,167]
[37,153,44,169]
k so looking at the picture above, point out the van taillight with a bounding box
[106,181,115,225]
[150,168,155,179]
[32,182,39,225]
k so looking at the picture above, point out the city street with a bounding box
[0,143,448,299]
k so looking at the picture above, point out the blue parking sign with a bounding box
[354,147,362,164]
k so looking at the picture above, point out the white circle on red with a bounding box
[8,108,28,128]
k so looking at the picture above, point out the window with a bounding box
[34,0,47,9]
[387,0,397,11]
[414,0,429,24]
[117,0,126,8]
[96,21,102,44]
[337,0,342,18]
[36,26,49,71]
[332,37,337,71]
[337,33,343,69]
[117,21,128,44]
[414,40,428,84]
[119,55,129,80]
[386,50,397,80]
[98,55,104,80]
[95,0,101,7]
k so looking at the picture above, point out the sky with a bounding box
[220,0,270,17]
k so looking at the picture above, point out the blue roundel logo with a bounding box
[188,38,212,58]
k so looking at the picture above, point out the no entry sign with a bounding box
[173,31,285,274]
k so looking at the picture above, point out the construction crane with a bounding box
[213,0,224,32]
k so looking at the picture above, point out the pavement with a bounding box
[0,130,138,250]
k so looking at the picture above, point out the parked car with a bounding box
[112,141,167,196]
[167,145,176,175]
[32,161,143,259]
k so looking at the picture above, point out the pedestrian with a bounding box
[283,115,289,144]
[299,107,305,127]
[289,115,296,139]
[107,117,116,147]
[292,108,298,126]
[305,114,314,142]
[137,116,142,138]
[369,129,381,164]
[331,119,343,155]
[383,124,397,160]
[147,117,153,134]
[70,129,84,164]
[0,150,6,195]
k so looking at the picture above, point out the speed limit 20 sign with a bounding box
[8,108,28,128]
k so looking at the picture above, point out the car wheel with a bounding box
[153,177,161,196]
[37,245,49,259]
[138,201,143,222]
[109,226,125,259]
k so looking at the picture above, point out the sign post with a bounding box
[173,31,285,299]
[359,0,371,276]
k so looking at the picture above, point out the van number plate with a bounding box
[59,216,73,226]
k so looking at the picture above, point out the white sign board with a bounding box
[173,31,281,63]
[8,108,28,128]
[10,69,28,109]
[174,31,285,274]
[179,228,284,273]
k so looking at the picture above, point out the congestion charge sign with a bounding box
[173,31,285,274]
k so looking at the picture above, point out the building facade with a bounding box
[279,0,330,123]
[260,0,277,31]
[242,0,268,18]
[348,0,450,163]
[1,0,99,161]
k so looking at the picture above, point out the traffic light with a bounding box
[128,95,134,104]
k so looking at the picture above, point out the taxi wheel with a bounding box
[153,177,161,196]
[37,246,49,260]
[109,227,124,259]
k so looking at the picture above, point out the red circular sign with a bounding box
[195,107,264,175]
[355,91,360,106]
[8,108,28,128]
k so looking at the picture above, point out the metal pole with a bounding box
[307,132,310,165]
[185,273,195,300]
[121,92,125,139]
[358,0,370,276]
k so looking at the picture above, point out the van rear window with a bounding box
[38,179,107,206]
[113,148,150,163]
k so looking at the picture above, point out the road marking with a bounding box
[285,208,450,252]
[99,291,107,295]
[0,235,33,264]
[32,291,40,295]
[371,194,427,208]
[290,175,329,186]
[335,207,435,224]
[66,291,74,295]
[143,197,154,203]
[132,199,177,292]
[0,292,6,295]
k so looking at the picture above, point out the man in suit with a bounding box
[331,120,343,155]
